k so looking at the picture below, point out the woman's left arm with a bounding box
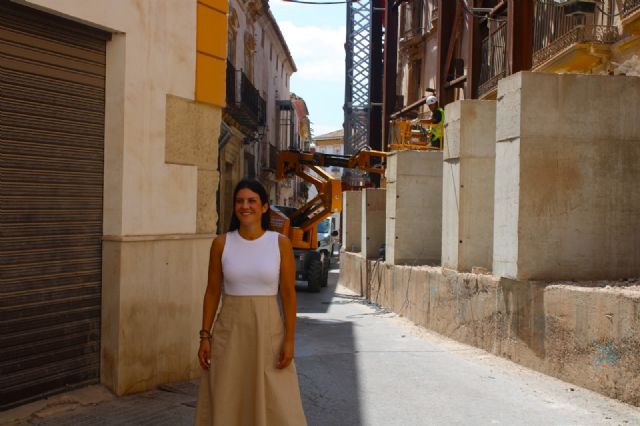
[278,234,297,369]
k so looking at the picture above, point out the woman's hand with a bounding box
[198,339,212,370]
[278,339,294,369]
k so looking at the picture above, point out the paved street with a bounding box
[7,258,640,426]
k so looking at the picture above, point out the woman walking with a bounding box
[195,179,307,426]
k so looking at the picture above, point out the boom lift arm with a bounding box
[270,149,387,250]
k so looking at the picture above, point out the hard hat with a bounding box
[425,95,438,105]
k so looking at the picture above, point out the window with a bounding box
[228,30,236,65]
[407,59,422,104]
[243,32,255,81]
[411,0,424,33]
[270,44,273,61]
[244,49,254,81]
[276,100,294,151]
[244,152,256,179]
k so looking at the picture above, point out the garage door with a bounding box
[0,1,110,409]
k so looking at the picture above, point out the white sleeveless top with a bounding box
[221,230,281,296]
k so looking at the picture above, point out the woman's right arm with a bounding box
[198,234,225,370]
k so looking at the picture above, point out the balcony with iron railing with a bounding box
[623,0,640,18]
[224,60,266,131]
[621,0,640,34]
[399,0,427,47]
[478,21,507,98]
[532,3,619,71]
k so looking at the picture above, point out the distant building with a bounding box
[382,0,640,149]
[218,0,298,230]
[313,129,344,177]
[278,94,312,207]
[307,129,344,201]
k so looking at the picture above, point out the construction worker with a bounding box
[424,95,444,148]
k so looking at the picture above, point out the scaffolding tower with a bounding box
[343,0,371,186]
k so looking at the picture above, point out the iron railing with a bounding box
[239,71,261,120]
[533,2,619,68]
[622,0,640,17]
[478,21,507,97]
[224,61,266,128]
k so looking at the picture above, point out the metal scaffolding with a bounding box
[343,0,372,185]
[344,0,371,155]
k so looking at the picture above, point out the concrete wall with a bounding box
[386,150,443,265]
[361,189,386,259]
[340,252,640,406]
[494,72,640,280]
[442,100,496,272]
[102,236,211,395]
[343,191,362,253]
[25,0,220,396]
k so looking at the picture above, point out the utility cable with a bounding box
[281,0,359,4]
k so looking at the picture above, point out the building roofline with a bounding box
[313,129,344,141]
[265,6,297,72]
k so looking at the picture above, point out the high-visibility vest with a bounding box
[430,107,445,141]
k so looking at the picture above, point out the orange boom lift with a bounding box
[269,149,387,291]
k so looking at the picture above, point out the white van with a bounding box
[316,216,339,283]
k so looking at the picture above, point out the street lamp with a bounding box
[244,124,266,145]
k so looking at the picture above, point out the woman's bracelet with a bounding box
[199,329,212,339]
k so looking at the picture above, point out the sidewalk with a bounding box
[4,259,640,425]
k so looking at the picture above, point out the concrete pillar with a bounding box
[493,72,640,280]
[386,150,443,265]
[342,190,362,253]
[361,188,386,259]
[442,100,496,272]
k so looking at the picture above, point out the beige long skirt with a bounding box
[195,295,307,426]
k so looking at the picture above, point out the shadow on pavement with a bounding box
[295,256,363,426]
[296,318,362,426]
[295,256,342,314]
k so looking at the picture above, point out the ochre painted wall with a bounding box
[196,0,227,107]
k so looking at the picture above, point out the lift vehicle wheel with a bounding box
[320,250,330,287]
[307,252,323,293]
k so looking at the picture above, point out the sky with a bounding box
[269,0,346,137]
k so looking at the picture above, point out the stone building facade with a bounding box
[218,0,299,230]
[0,0,227,409]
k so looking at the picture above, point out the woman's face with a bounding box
[234,188,268,227]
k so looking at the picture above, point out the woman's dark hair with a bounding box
[229,179,271,232]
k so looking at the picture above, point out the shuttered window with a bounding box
[0,1,110,410]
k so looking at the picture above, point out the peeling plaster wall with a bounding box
[340,252,640,406]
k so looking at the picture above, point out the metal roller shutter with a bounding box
[0,1,110,410]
